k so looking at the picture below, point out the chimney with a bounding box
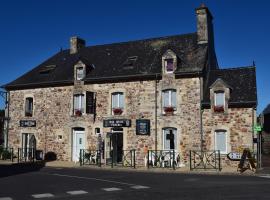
[195,4,214,45]
[70,36,86,54]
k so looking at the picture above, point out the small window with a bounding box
[215,130,227,154]
[214,91,225,112]
[163,128,177,150]
[76,67,85,80]
[111,92,124,115]
[25,97,33,117]
[73,94,85,116]
[165,59,174,73]
[162,89,176,114]
[58,135,63,140]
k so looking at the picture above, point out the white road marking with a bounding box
[32,193,54,198]
[66,190,88,195]
[49,173,136,186]
[131,185,150,189]
[0,197,13,200]
[102,187,122,192]
[259,175,270,179]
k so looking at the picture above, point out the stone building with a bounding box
[2,5,257,166]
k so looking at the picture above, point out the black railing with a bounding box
[107,149,136,168]
[80,149,101,167]
[0,146,14,162]
[17,148,36,163]
[147,150,180,170]
[189,150,221,171]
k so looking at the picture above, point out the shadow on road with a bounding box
[0,161,45,178]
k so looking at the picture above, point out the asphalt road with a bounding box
[1,164,270,200]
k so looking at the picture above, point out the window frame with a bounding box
[214,130,227,154]
[73,93,85,115]
[111,92,124,115]
[162,89,177,113]
[214,91,225,107]
[25,97,33,117]
[162,127,177,150]
[76,66,85,81]
[165,58,174,73]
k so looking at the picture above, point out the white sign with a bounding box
[227,152,242,160]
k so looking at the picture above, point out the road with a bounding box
[0,164,270,200]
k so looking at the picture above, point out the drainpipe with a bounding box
[199,77,204,152]
[155,74,158,152]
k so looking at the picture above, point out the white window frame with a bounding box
[214,91,225,107]
[162,128,177,150]
[162,89,177,111]
[214,130,227,154]
[111,92,124,109]
[76,66,85,80]
[165,58,174,73]
[73,94,85,114]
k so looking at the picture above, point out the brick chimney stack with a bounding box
[70,36,86,54]
[195,4,214,45]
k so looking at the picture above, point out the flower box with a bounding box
[25,112,32,117]
[75,109,82,116]
[164,107,175,115]
[214,106,224,112]
[113,108,123,115]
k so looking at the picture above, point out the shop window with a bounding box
[162,89,176,114]
[111,92,124,115]
[25,97,33,117]
[163,128,177,150]
[215,130,227,154]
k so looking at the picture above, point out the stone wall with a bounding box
[7,75,201,166]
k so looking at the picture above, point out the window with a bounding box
[214,91,225,112]
[215,130,227,154]
[25,97,33,117]
[165,59,174,73]
[76,67,85,80]
[111,92,124,115]
[163,128,177,150]
[162,89,176,113]
[22,133,36,158]
[73,94,85,116]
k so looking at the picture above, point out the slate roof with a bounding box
[263,104,270,115]
[4,33,209,89]
[202,66,257,106]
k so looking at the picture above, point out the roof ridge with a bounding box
[71,32,197,50]
[211,66,255,71]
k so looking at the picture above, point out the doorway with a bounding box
[22,133,36,159]
[72,128,85,162]
[107,128,123,163]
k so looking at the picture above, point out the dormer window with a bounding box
[165,59,174,73]
[214,91,225,112]
[162,49,177,74]
[76,67,85,80]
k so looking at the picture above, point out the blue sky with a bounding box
[0,0,269,114]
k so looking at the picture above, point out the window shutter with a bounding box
[86,91,95,114]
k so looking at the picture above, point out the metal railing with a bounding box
[107,149,136,168]
[189,150,221,171]
[80,149,101,167]
[0,146,14,162]
[147,150,180,170]
[17,148,36,163]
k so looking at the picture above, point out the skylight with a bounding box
[123,56,138,67]
[39,65,57,74]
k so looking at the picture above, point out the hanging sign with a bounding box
[253,125,262,132]
[136,119,150,135]
[19,120,36,127]
[103,119,131,127]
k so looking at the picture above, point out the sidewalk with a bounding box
[1,160,258,176]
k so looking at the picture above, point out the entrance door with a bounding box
[111,131,123,163]
[22,133,35,159]
[72,129,85,162]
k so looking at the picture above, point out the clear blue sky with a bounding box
[0,0,269,114]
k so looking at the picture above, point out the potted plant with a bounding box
[75,109,82,116]
[164,106,175,115]
[25,111,32,117]
[113,108,123,115]
[214,105,224,112]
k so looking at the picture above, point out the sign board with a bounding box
[253,125,262,132]
[103,119,131,127]
[136,119,150,135]
[227,152,242,161]
[238,148,256,173]
[19,120,36,127]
